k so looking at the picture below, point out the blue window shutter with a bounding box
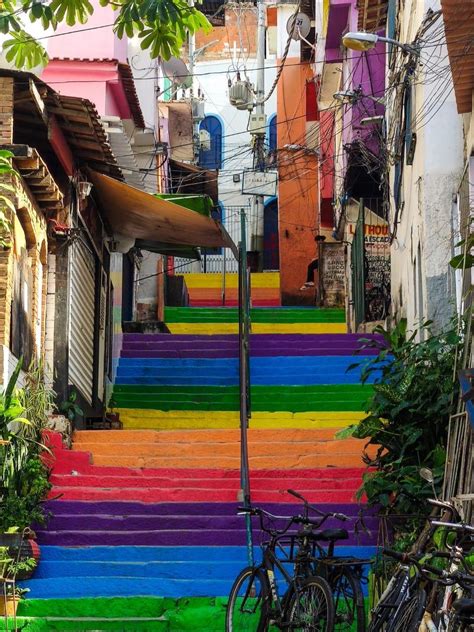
[269,115,277,152]
[199,115,223,169]
[387,0,396,61]
[394,160,402,210]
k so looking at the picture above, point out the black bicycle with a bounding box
[225,504,336,631]
[287,489,369,632]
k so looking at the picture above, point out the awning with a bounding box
[89,170,236,254]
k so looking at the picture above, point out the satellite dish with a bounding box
[286,12,311,41]
[161,57,192,89]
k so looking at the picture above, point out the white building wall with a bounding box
[389,0,464,332]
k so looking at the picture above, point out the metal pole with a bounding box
[188,0,200,163]
[239,208,253,565]
[250,0,266,269]
[222,246,226,306]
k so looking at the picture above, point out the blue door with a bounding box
[263,199,279,270]
[199,116,223,169]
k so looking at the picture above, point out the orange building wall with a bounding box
[277,61,319,305]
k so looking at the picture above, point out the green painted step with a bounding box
[17,597,227,631]
[112,384,372,411]
[164,307,346,323]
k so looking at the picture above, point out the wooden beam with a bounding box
[0,144,33,158]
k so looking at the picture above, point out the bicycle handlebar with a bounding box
[287,489,350,522]
[430,520,474,534]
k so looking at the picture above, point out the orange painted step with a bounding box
[73,429,344,444]
[84,450,372,469]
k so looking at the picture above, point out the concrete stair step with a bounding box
[35,529,376,547]
[43,514,379,532]
[50,474,361,490]
[79,452,369,469]
[37,544,377,562]
[73,428,345,443]
[49,486,363,503]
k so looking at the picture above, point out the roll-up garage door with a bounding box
[69,239,96,404]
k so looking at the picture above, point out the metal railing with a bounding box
[238,208,253,565]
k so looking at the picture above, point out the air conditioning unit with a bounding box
[229,80,254,111]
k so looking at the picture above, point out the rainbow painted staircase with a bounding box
[179,272,281,307]
[17,272,381,630]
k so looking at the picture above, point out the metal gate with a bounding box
[69,239,96,404]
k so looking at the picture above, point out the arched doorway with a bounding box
[263,198,279,270]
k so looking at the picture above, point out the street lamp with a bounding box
[342,31,419,55]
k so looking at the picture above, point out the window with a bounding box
[268,114,277,154]
[199,115,223,169]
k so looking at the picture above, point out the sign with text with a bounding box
[321,242,345,307]
[242,170,278,196]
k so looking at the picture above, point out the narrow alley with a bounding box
[18,272,379,629]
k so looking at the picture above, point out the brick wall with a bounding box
[0,76,50,385]
[194,6,257,61]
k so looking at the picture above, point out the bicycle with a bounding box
[225,503,337,631]
[419,520,474,632]
[286,489,370,632]
[367,498,462,632]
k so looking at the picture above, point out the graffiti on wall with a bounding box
[321,242,345,307]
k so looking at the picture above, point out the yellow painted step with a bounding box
[114,409,364,430]
[166,323,347,334]
[177,272,280,289]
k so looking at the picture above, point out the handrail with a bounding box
[238,208,253,565]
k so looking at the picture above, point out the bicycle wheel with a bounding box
[332,568,366,632]
[387,589,426,632]
[286,576,336,632]
[226,566,270,632]
[367,569,408,632]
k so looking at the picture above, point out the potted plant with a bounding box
[0,586,29,618]
[58,389,84,423]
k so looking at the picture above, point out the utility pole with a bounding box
[188,0,200,164]
[250,0,266,270]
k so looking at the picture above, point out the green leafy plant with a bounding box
[338,318,461,536]
[8,556,37,577]
[58,389,84,422]
[0,149,17,248]
[0,0,211,69]
[0,360,52,532]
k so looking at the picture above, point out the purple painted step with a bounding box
[121,334,384,358]
[43,514,379,532]
[36,529,375,547]
[45,501,379,516]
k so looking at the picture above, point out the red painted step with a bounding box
[50,473,361,491]
[49,486,361,503]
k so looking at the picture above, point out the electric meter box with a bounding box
[249,113,267,135]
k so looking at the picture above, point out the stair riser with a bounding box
[38,544,377,562]
[35,530,376,547]
[49,488,364,502]
[43,515,378,532]
[50,476,362,490]
[44,501,378,517]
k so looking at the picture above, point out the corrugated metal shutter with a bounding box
[69,240,96,404]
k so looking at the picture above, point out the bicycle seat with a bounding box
[452,599,474,617]
[313,528,349,542]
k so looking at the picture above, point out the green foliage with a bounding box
[449,234,474,270]
[0,0,211,69]
[0,360,53,532]
[58,389,84,421]
[339,318,461,527]
[0,149,17,248]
